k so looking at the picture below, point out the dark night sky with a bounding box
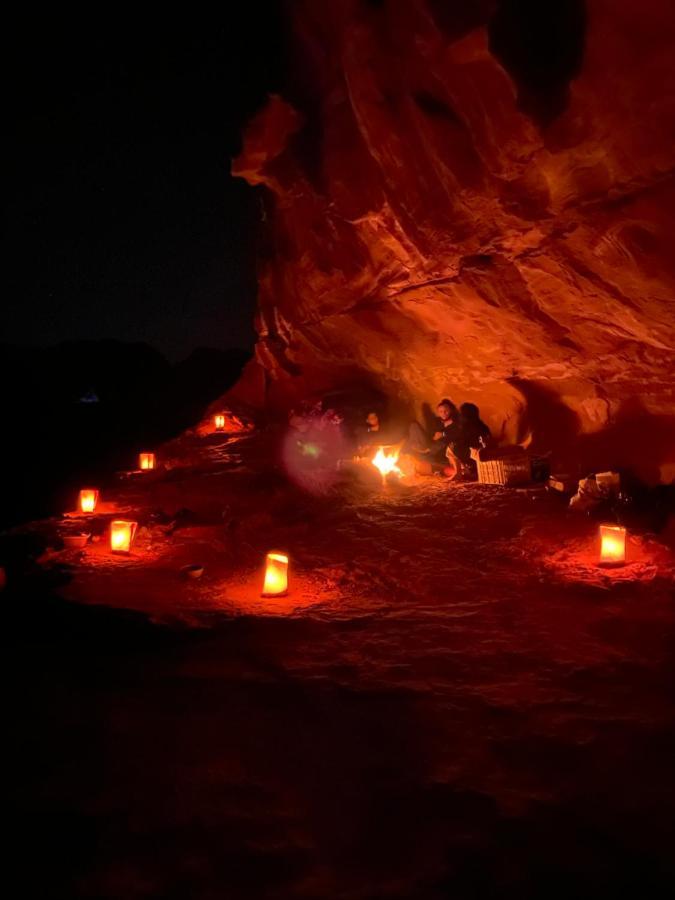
[5,7,284,360]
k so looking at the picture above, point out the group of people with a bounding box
[357,398,491,481]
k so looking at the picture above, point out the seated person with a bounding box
[407,399,461,474]
[451,402,491,478]
[355,408,403,455]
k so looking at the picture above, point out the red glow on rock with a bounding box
[230,1,675,482]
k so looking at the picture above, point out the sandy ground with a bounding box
[8,428,675,899]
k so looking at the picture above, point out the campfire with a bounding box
[371,445,403,484]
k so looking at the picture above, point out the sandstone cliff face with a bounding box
[233,0,675,480]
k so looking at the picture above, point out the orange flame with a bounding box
[371,445,403,482]
[214,414,226,431]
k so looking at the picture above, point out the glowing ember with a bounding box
[139,453,155,471]
[371,446,403,483]
[214,414,226,431]
[78,489,99,513]
[599,524,627,566]
[110,520,137,554]
[262,551,289,597]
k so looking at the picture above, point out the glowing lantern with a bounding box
[139,452,155,471]
[78,489,99,513]
[599,524,627,566]
[110,519,138,553]
[214,414,226,431]
[371,446,403,484]
[262,551,289,597]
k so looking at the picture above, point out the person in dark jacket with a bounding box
[355,409,402,455]
[452,402,491,477]
[407,399,461,472]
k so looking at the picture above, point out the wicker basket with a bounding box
[476,453,531,486]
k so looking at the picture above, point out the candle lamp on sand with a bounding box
[139,452,155,471]
[110,520,137,554]
[78,489,99,513]
[599,524,627,566]
[262,551,289,597]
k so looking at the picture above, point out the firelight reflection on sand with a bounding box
[262,552,289,597]
[371,446,403,483]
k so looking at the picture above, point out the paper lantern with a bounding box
[599,524,626,566]
[78,488,99,513]
[139,452,155,471]
[214,414,226,431]
[262,551,289,597]
[110,519,138,553]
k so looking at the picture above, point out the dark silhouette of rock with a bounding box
[0,341,249,527]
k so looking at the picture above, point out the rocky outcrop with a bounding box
[233,0,675,480]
